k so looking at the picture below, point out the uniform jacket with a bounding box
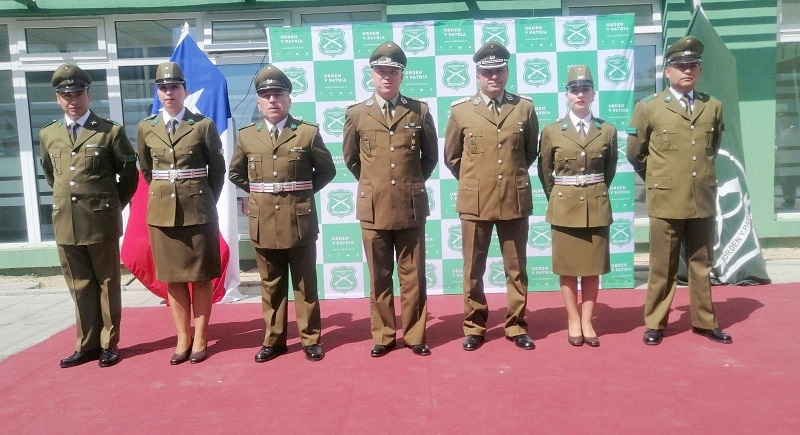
[40,111,138,245]
[137,110,226,227]
[342,93,438,230]
[626,89,723,219]
[538,115,617,228]
[228,116,336,249]
[444,91,539,221]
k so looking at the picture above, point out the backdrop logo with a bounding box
[318,28,347,57]
[322,107,346,137]
[361,65,375,92]
[488,261,506,287]
[330,265,358,293]
[523,58,551,87]
[528,221,552,250]
[604,55,631,84]
[442,61,470,90]
[610,219,633,246]
[425,263,438,287]
[327,189,355,218]
[283,67,308,95]
[617,143,627,167]
[427,186,435,212]
[447,224,462,252]
[401,25,429,54]
[481,22,509,46]
[563,20,591,49]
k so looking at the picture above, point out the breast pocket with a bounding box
[150,148,166,167]
[84,145,108,175]
[361,131,377,157]
[403,129,422,155]
[555,150,578,172]
[50,149,63,176]
[247,154,264,180]
[653,130,677,152]
[464,128,483,154]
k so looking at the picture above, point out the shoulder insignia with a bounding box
[346,98,369,109]
[594,118,605,129]
[186,117,196,125]
[104,118,121,126]
[561,122,569,131]
[238,122,256,131]
[301,119,319,127]
[519,94,532,101]
[626,127,637,135]
[505,93,515,102]
[43,119,58,128]
[141,114,157,123]
[473,97,482,105]
[256,123,264,132]
[451,96,471,107]
[639,93,658,104]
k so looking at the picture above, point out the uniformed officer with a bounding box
[627,36,732,345]
[342,41,438,357]
[229,65,336,363]
[537,65,617,347]
[444,42,539,351]
[137,62,226,364]
[40,63,139,368]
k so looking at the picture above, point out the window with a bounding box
[115,20,197,58]
[0,25,10,62]
[119,65,159,142]
[212,19,283,45]
[300,10,382,26]
[25,26,99,54]
[775,1,800,214]
[568,4,655,26]
[0,70,26,243]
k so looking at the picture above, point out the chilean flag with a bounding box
[121,26,243,303]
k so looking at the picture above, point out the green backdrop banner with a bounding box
[267,16,636,299]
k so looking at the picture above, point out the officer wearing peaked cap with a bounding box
[627,35,732,346]
[343,41,438,358]
[229,64,336,363]
[39,63,139,368]
[136,61,227,364]
[444,41,539,352]
[538,65,617,347]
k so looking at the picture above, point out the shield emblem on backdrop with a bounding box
[327,189,355,218]
[330,266,358,293]
[283,67,308,96]
[318,28,347,57]
[401,25,430,54]
[528,221,552,250]
[604,55,631,84]
[523,58,552,87]
[481,22,509,46]
[563,20,591,49]
[442,61,470,91]
[323,107,346,137]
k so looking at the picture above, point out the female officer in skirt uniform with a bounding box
[137,62,226,364]
[538,65,617,347]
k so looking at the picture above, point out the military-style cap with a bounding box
[51,64,91,93]
[254,65,292,93]
[155,62,186,85]
[473,42,510,69]
[664,36,704,64]
[369,42,407,70]
[565,65,594,89]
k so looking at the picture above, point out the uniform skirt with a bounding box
[148,223,221,283]
[551,225,610,277]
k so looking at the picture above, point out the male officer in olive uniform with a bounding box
[444,42,539,351]
[40,64,139,368]
[627,36,732,345]
[229,65,336,362]
[342,42,438,357]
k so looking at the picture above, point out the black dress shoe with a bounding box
[189,349,208,364]
[407,343,431,356]
[303,344,325,362]
[692,327,732,344]
[60,349,102,368]
[462,335,485,351]
[507,334,535,350]
[98,348,119,367]
[583,336,600,347]
[170,349,191,365]
[643,328,663,345]
[370,342,396,358]
[254,345,288,363]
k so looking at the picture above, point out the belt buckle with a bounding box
[273,182,284,193]
[577,175,587,186]
[168,170,179,181]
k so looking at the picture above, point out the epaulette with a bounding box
[43,119,58,128]
[517,94,532,101]
[451,96,471,107]
[140,114,158,123]
[105,118,121,126]
[696,91,715,101]
[594,117,606,124]
[346,98,368,109]
[301,119,319,127]
[238,122,256,131]
[639,93,658,104]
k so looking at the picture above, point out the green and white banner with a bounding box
[267,15,636,300]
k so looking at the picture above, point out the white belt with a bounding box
[553,173,605,186]
[250,181,313,193]
[151,168,208,181]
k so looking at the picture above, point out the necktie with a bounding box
[270,126,279,145]
[168,119,178,141]
[578,121,587,142]
[489,99,500,122]
[384,102,393,125]
[68,123,78,143]
[680,93,692,116]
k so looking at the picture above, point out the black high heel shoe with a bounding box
[170,337,193,365]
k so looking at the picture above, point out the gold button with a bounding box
[390,147,395,152]
[71,196,77,201]
[497,159,502,164]
[391,180,396,185]
[275,205,280,209]
[170,193,175,198]
[497,175,503,180]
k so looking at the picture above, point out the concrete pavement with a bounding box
[0,257,797,362]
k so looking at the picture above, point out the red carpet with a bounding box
[2,284,799,433]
